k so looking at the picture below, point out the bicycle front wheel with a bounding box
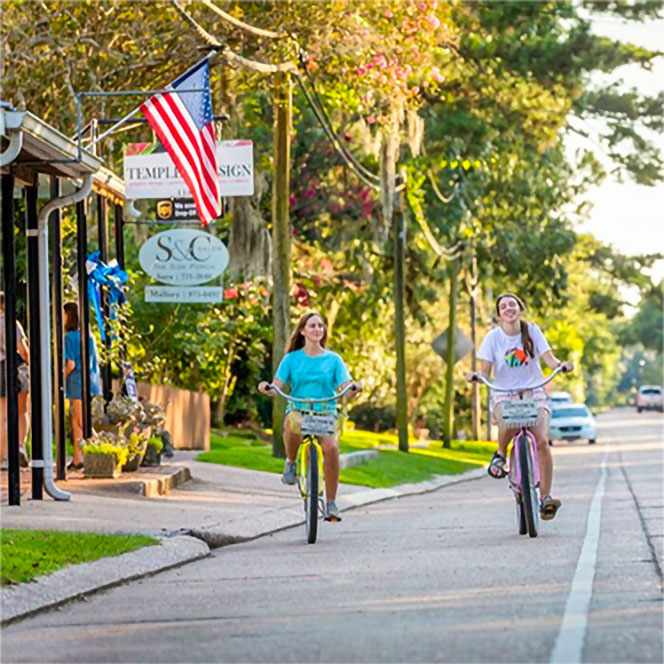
[305,442,319,544]
[517,434,539,538]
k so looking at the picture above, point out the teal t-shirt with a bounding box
[275,349,351,412]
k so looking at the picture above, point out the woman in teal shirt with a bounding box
[259,311,361,522]
[63,302,101,469]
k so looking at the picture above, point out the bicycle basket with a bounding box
[500,399,539,429]
[299,411,338,436]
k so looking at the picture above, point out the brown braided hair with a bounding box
[495,293,535,360]
[285,311,328,354]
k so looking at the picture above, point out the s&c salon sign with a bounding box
[139,229,229,287]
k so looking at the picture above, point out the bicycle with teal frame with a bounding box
[264,383,358,544]
[470,365,566,538]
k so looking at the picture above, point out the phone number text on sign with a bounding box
[144,286,223,303]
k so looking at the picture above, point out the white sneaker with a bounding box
[325,500,342,522]
[281,460,297,485]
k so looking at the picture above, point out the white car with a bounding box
[549,404,597,445]
[636,385,663,413]
[550,391,573,409]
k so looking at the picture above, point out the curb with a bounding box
[124,466,192,497]
[1,535,209,626]
[339,449,379,469]
[191,465,487,548]
[57,465,192,498]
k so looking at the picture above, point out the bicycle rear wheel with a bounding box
[515,495,528,536]
[305,442,319,544]
[517,434,539,538]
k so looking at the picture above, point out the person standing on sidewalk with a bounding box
[0,292,31,469]
[63,302,101,469]
[258,311,361,522]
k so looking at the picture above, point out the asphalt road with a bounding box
[2,408,662,663]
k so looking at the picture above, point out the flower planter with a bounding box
[121,428,150,472]
[84,453,123,479]
[142,444,162,467]
[122,454,143,473]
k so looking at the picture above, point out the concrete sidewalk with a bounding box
[1,450,486,624]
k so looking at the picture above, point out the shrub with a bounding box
[348,403,396,432]
[147,436,163,454]
[82,442,129,466]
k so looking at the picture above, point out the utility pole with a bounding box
[469,290,480,441]
[442,256,459,448]
[394,170,408,453]
[468,241,480,441]
[381,110,410,452]
[484,278,494,441]
[271,70,292,458]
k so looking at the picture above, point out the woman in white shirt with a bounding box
[468,293,573,521]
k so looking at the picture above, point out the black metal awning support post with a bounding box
[2,173,20,505]
[114,203,125,270]
[76,200,92,439]
[25,183,44,500]
[50,177,66,480]
[97,194,112,403]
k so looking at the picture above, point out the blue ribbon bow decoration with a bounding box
[86,251,129,342]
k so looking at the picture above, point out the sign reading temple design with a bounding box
[124,140,254,199]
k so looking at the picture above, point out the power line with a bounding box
[299,53,381,184]
[293,72,381,191]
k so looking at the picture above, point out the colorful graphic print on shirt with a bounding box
[505,347,528,367]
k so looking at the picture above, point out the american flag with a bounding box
[141,59,221,225]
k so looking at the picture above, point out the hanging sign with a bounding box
[124,141,254,199]
[139,228,229,286]
[155,199,199,221]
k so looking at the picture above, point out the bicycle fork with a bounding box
[509,428,541,497]
[298,436,326,513]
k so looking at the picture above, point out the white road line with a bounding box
[550,447,610,664]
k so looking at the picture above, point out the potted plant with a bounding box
[122,430,150,472]
[142,435,164,467]
[83,437,128,479]
[92,396,137,436]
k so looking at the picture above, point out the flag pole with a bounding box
[89,106,141,148]
[86,54,213,149]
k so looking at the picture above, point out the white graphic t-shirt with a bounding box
[477,322,551,391]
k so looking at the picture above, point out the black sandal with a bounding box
[487,451,508,479]
[540,495,561,520]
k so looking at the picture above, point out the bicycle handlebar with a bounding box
[260,382,359,403]
[470,364,567,393]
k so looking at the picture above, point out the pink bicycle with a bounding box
[470,365,566,538]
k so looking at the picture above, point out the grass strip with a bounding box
[197,430,494,488]
[0,530,158,586]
